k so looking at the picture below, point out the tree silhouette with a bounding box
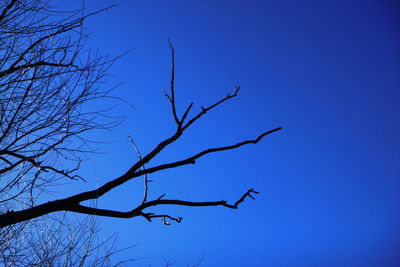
[0,0,281,264]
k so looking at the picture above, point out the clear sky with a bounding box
[59,0,399,266]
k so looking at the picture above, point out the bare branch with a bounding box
[0,60,78,78]
[0,57,280,228]
[133,127,282,177]
[180,102,193,125]
[0,0,17,22]
[182,86,240,131]
[68,189,258,221]
[167,39,180,125]
[127,135,149,204]
[0,3,281,245]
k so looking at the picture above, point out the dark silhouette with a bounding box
[0,0,281,264]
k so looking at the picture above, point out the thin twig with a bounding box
[127,135,149,204]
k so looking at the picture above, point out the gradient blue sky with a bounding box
[60,1,399,266]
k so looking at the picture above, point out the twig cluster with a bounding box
[0,1,133,265]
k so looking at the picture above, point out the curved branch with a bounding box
[70,189,259,220]
[133,127,282,177]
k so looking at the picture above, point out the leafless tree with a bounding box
[0,0,131,265]
[0,213,136,266]
[0,0,281,265]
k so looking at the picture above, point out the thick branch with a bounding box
[0,61,77,78]
[0,189,257,228]
[0,38,281,229]
[0,125,278,227]
[0,0,18,22]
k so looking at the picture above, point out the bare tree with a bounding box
[0,0,281,264]
[0,0,132,265]
[0,213,137,266]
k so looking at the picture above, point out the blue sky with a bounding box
[59,0,399,266]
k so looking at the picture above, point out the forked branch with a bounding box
[0,43,281,228]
